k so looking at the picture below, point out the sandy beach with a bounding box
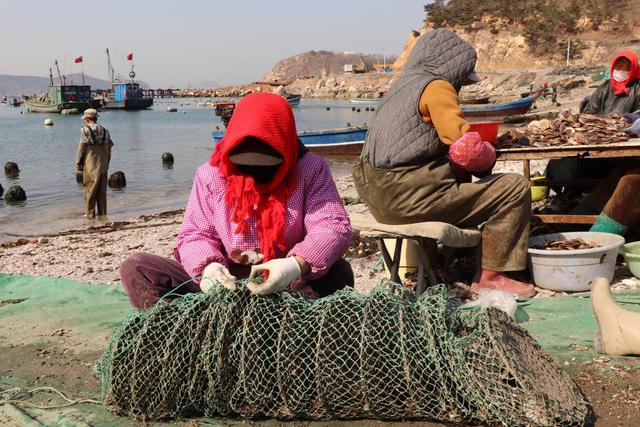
[1,171,638,296]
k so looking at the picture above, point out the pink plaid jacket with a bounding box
[175,152,352,281]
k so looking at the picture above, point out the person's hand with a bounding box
[623,118,640,136]
[201,262,236,292]
[76,164,83,172]
[247,257,302,296]
[449,132,496,175]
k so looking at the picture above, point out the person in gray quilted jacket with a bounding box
[353,28,535,298]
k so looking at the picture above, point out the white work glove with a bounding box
[200,262,236,292]
[623,118,640,136]
[247,257,302,296]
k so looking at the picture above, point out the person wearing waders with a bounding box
[75,108,113,218]
[353,28,535,298]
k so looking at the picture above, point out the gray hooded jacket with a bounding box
[361,29,477,169]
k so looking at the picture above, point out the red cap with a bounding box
[449,132,496,172]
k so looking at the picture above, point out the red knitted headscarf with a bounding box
[210,92,299,261]
[610,50,640,96]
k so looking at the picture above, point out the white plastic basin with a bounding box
[528,232,625,292]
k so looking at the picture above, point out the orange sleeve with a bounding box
[419,80,470,145]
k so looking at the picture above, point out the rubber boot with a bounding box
[591,277,640,356]
[590,213,629,236]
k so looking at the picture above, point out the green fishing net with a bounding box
[94,281,592,425]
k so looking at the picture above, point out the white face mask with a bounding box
[613,69,631,82]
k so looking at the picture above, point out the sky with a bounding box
[0,0,426,88]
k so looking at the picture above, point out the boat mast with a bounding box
[54,60,64,86]
[49,68,54,87]
[106,48,115,89]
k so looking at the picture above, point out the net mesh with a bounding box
[95,281,592,425]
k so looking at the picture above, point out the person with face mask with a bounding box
[583,51,640,115]
[547,51,640,236]
[119,93,354,309]
[547,51,640,197]
[353,29,535,298]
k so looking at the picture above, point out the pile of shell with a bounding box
[525,112,628,147]
[494,130,531,149]
[534,238,600,250]
[495,113,630,148]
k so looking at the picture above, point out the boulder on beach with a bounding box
[108,171,127,188]
[161,152,174,164]
[4,185,26,203]
[5,162,20,178]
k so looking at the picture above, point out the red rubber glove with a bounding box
[448,132,496,173]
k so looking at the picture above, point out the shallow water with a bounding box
[0,99,374,242]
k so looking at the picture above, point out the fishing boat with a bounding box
[459,95,490,105]
[287,95,301,107]
[98,81,153,110]
[95,49,153,110]
[462,96,535,119]
[213,101,236,127]
[212,126,367,156]
[23,64,100,113]
[349,97,381,105]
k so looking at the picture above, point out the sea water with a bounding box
[0,99,374,242]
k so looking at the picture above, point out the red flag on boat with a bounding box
[127,53,133,61]
[74,56,83,63]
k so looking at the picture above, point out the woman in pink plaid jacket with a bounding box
[120,93,353,309]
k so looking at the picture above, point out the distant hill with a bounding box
[0,73,149,96]
[263,51,397,82]
[393,1,640,72]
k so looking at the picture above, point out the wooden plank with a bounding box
[523,159,530,178]
[545,179,603,187]
[498,148,640,161]
[533,214,599,224]
[496,140,640,161]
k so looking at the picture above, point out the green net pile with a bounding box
[95,281,591,425]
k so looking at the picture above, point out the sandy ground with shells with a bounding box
[3,88,639,294]
[1,172,638,298]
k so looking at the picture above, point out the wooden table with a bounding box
[496,139,640,223]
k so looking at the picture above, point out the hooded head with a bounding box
[609,50,640,96]
[211,92,298,191]
[402,28,478,92]
[210,92,300,261]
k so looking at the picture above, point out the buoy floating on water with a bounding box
[4,162,19,178]
[44,118,54,126]
[166,107,178,112]
[4,185,26,203]
[162,152,174,164]
[108,171,127,189]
